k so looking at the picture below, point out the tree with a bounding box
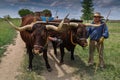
[18,9,33,17]
[3,15,11,19]
[81,0,94,21]
[42,9,52,17]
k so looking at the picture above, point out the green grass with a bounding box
[0,18,20,57]
[16,54,45,80]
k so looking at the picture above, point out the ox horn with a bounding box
[69,22,101,27]
[85,23,101,27]
[69,22,79,27]
[57,13,69,30]
[4,18,32,31]
[46,13,69,31]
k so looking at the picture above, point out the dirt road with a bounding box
[0,32,81,80]
[0,32,25,80]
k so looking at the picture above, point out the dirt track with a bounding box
[0,32,81,80]
[0,32,25,80]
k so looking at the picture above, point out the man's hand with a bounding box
[99,36,104,44]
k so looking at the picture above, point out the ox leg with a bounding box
[60,46,65,64]
[52,41,57,57]
[71,47,75,60]
[27,47,34,71]
[43,49,52,72]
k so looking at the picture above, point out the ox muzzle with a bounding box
[77,38,88,47]
[33,45,47,54]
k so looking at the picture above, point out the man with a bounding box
[87,12,109,68]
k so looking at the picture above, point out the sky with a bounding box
[0,0,120,20]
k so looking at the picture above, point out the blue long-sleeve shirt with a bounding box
[40,16,54,22]
[86,21,109,41]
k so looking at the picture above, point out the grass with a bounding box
[0,18,20,57]
[1,19,120,80]
[16,54,45,80]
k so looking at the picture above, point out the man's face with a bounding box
[94,16,101,22]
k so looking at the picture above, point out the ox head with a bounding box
[31,23,48,54]
[68,22,101,47]
[69,23,88,47]
[75,24,88,47]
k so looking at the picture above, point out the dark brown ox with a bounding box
[5,14,53,71]
[50,21,88,64]
[23,16,55,71]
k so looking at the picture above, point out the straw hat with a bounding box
[93,12,103,18]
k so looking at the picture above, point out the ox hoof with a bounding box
[47,68,52,72]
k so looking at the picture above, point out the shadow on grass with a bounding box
[63,52,95,76]
[21,50,117,80]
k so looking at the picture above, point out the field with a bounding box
[0,19,120,80]
[0,19,20,57]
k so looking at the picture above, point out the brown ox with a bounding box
[21,15,54,71]
[50,20,88,63]
[5,14,53,71]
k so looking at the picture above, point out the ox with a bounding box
[50,20,88,64]
[5,14,54,71]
